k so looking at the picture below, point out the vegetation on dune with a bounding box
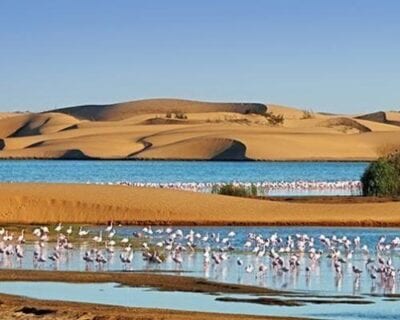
[301,109,315,119]
[264,111,284,126]
[361,151,400,196]
[166,110,188,120]
[212,183,258,197]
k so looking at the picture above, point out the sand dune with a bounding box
[318,117,371,134]
[1,183,400,226]
[51,98,267,121]
[0,98,399,160]
[0,112,21,120]
[0,113,81,138]
[356,111,400,127]
[135,137,248,160]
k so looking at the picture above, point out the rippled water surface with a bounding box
[1,226,399,295]
[0,160,368,195]
[0,160,368,183]
[0,225,399,320]
[0,281,399,320]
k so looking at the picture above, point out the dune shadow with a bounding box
[58,124,79,132]
[212,140,250,161]
[60,149,93,160]
[8,118,50,138]
[24,141,45,149]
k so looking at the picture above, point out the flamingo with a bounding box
[55,223,63,233]
[66,226,73,236]
[17,230,25,244]
[93,231,103,244]
[105,222,113,233]
[78,227,89,237]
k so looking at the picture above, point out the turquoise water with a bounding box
[0,160,368,183]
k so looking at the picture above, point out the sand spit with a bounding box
[1,98,399,160]
[0,293,304,320]
[0,269,279,295]
[1,183,400,226]
[0,269,307,320]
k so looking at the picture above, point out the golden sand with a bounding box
[1,98,399,160]
[0,183,399,226]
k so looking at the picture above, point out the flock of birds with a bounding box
[93,180,363,195]
[0,223,399,293]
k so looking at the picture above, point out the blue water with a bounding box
[0,160,368,183]
[0,223,398,320]
[0,281,397,320]
[2,226,400,295]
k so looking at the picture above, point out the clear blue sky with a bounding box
[0,0,399,113]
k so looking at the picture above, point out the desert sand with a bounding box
[0,98,399,160]
[1,183,400,226]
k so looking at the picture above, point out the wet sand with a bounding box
[1,183,400,226]
[0,269,279,295]
[0,293,305,320]
[0,269,308,320]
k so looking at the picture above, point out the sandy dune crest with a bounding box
[50,98,267,121]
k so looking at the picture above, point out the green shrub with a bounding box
[211,184,219,194]
[213,183,258,197]
[250,184,258,197]
[361,154,400,196]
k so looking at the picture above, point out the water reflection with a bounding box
[1,226,400,295]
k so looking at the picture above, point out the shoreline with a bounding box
[0,293,305,320]
[0,269,306,320]
[0,183,400,226]
[0,157,372,162]
[0,269,279,295]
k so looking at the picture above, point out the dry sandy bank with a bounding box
[0,183,400,226]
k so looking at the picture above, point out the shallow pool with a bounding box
[0,281,398,320]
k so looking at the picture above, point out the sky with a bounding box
[0,0,399,113]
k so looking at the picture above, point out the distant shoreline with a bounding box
[0,158,372,162]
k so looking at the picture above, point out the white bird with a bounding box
[105,222,113,233]
[93,231,103,243]
[17,230,25,243]
[245,265,254,273]
[78,227,89,237]
[108,229,116,238]
[55,223,63,233]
